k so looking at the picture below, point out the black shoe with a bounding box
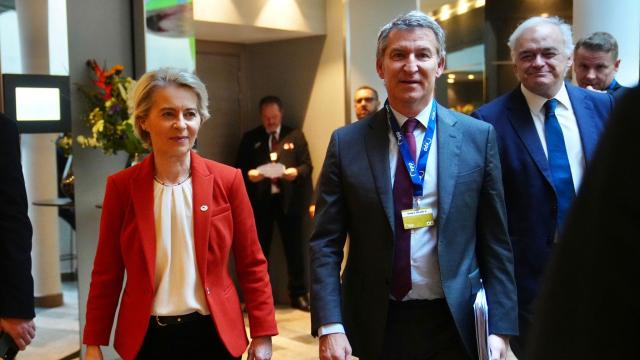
[290,294,311,312]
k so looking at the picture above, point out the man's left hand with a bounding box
[488,334,509,360]
[0,317,36,351]
[282,167,298,181]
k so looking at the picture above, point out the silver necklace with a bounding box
[153,170,191,186]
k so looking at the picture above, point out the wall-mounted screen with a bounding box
[1,73,70,133]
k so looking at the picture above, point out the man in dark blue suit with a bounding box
[0,113,36,352]
[311,11,517,360]
[472,16,613,358]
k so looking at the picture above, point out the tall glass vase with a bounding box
[60,155,75,199]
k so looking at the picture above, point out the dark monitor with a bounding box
[1,73,71,133]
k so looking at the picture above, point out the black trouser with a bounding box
[136,313,239,359]
[254,194,307,297]
[382,299,470,360]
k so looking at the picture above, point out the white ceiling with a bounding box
[195,21,317,44]
[420,0,454,13]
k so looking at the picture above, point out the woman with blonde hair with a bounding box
[83,68,277,360]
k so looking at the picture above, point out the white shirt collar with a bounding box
[388,98,434,130]
[520,83,571,114]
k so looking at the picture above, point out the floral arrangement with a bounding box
[74,59,147,157]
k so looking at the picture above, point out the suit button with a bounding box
[206,288,211,295]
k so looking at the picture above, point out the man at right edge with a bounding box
[472,16,613,358]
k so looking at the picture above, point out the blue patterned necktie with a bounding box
[391,118,419,300]
[544,99,576,231]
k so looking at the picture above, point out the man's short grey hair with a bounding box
[508,16,573,61]
[575,31,619,60]
[130,68,210,146]
[376,10,446,61]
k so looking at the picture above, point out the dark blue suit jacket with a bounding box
[471,83,613,309]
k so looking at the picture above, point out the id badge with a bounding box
[400,208,434,229]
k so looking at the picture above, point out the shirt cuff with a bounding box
[318,323,345,336]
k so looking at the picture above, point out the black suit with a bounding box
[236,124,312,297]
[527,86,640,359]
[0,113,34,319]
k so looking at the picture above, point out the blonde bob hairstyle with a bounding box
[130,68,210,146]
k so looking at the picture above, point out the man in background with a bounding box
[236,96,313,312]
[472,16,613,358]
[574,31,630,99]
[353,85,380,120]
[0,113,36,352]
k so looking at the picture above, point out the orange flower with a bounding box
[105,64,124,78]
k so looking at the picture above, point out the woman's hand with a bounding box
[247,336,272,360]
[85,345,104,360]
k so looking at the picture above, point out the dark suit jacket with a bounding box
[310,104,518,359]
[83,152,277,360]
[236,124,312,215]
[471,83,613,310]
[608,79,632,102]
[0,113,34,319]
[527,86,640,359]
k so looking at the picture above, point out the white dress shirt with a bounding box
[152,177,210,316]
[520,84,586,192]
[319,99,443,337]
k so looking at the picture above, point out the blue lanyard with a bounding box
[386,101,437,197]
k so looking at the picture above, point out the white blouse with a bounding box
[151,177,209,316]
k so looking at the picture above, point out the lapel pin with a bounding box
[200,205,208,212]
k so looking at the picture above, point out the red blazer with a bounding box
[83,152,278,360]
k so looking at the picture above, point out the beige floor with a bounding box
[17,281,80,360]
[254,307,318,360]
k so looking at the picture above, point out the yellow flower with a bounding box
[89,108,103,124]
[92,119,104,134]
